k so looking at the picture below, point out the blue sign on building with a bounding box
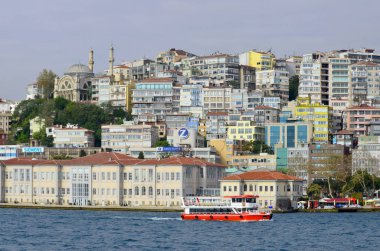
[178,128,189,139]
[22,147,45,153]
[156,147,183,152]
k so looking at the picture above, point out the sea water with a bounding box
[0,209,379,250]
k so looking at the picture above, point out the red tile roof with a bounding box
[222,170,304,181]
[333,129,354,135]
[347,104,379,110]
[1,158,60,166]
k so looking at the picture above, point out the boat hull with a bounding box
[181,213,273,222]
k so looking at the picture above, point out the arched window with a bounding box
[142,186,146,196]
[243,184,247,192]
[134,186,139,196]
[148,187,153,196]
[249,185,253,191]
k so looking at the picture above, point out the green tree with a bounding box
[37,69,57,99]
[154,138,171,147]
[307,183,322,200]
[289,75,299,101]
[242,140,273,154]
[138,152,144,159]
[79,149,87,157]
[32,128,53,147]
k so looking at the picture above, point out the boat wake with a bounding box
[149,217,182,221]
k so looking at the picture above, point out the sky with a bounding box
[1,0,379,100]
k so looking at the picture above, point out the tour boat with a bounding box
[181,195,273,222]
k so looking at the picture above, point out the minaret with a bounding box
[108,45,114,76]
[88,48,94,73]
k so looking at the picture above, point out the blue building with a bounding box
[265,121,313,150]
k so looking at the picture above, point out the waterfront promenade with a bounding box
[1,203,379,213]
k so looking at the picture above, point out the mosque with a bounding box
[54,47,115,102]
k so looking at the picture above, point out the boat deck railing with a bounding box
[182,197,231,207]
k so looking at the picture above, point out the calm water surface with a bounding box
[0,208,379,250]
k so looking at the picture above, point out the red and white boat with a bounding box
[181,195,273,222]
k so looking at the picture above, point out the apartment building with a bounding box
[179,84,204,118]
[202,86,232,113]
[253,106,280,126]
[239,50,276,71]
[190,54,240,82]
[227,121,265,142]
[343,104,380,136]
[205,112,228,140]
[101,123,159,152]
[299,53,329,105]
[46,124,95,148]
[352,136,380,176]
[132,78,175,121]
[256,69,289,103]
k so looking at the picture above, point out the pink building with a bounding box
[344,104,380,136]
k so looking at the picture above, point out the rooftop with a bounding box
[222,170,304,181]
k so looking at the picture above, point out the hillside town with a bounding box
[1,47,380,210]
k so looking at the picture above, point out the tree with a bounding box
[32,128,53,147]
[307,183,322,200]
[138,152,144,159]
[289,75,299,101]
[154,138,171,147]
[79,149,87,157]
[37,69,57,99]
[242,140,273,154]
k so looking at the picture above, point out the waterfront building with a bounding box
[239,50,276,71]
[101,123,158,153]
[227,121,265,142]
[337,48,380,64]
[46,124,95,148]
[208,139,234,165]
[308,144,350,182]
[220,170,304,210]
[343,104,380,136]
[0,152,226,206]
[295,97,332,143]
[264,121,313,149]
[352,136,380,176]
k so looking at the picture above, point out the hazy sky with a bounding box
[1,0,379,100]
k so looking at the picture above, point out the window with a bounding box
[176,172,180,180]
[92,173,97,180]
[228,186,232,192]
[249,185,253,191]
[171,172,175,181]
[101,172,105,180]
[142,186,146,196]
[112,172,116,180]
[265,186,268,192]
[270,186,273,192]
[107,172,111,180]
[259,186,263,192]
[234,186,237,192]
[93,188,97,195]
[223,186,227,192]
[123,172,128,180]
[149,187,153,196]
[243,184,247,191]
[135,186,139,196]
[67,188,70,194]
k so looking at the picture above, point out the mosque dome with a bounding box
[65,64,91,75]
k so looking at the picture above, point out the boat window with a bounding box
[246,198,253,203]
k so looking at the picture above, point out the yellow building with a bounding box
[239,50,276,71]
[220,170,304,210]
[0,152,226,207]
[227,121,265,141]
[295,97,332,143]
[125,80,136,113]
[209,139,234,165]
